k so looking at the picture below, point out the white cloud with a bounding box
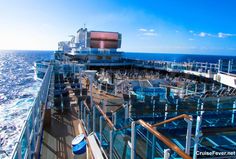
[197,32,214,37]
[143,32,157,36]
[138,28,147,32]
[149,29,155,32]
[138,28,157,37]
[199,32,206,37]
[218,32,236,38]
[189,30,236,39]
[188,38,194,41]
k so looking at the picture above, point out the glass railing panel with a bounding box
[101,118,111,156]
[94,106,101,134]
[20,127,27,158]
[115,107,126,128]
[135,126,162,158]
[113,128,131,159]
[86,110,91,133]
[28,111,33,135]
[135,124,189,159]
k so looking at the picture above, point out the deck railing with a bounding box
[11,64,53,159]
[80,99,193,159]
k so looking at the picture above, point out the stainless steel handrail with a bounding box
[135,119,192,159]
[94,104,115,130]
[152,114,192,127]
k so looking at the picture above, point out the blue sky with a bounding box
[0,0,236,55]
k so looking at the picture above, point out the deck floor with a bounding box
[41,106,80,159]
[41,76,124,159]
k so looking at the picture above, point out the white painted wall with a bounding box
[214,73,236,88]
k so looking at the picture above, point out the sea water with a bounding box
[124,52,236,63]
[0,50,53,158]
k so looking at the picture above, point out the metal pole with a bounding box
[93,105,96,132]
[114,79,117,96]
[26,120,31,158]
[164,149,171,159]
[87,114,90,133]
[99,116,103,144]
[164,104,168,127]
[17,142,22,159]
[125,104,129,121]
[203,83,206,93]
[217,98,220,113]
[175,99,179,116]
[152,96,155,119]
[131,121,136,159]
[90,78,93,108]
[83,106,86,124]
[185,117,192,155]
[193,116,202,159]
[80,101,83,119]
[112,112,117,126]
[195,84,198,93]
[197,99,200,115]
[146,131,150,158]
[185,85,188,95]
[232,101,236,126]
[212,83,215,91]
[151,127,156,159]
[79,68,82,96]
[200,102,204,116]
[228,60,231,73]
[109,130,113,159]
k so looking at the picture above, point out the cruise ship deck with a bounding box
[10,28,236,159]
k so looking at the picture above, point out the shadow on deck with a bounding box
[41,106,80,159]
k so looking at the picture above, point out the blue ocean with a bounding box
[0,50,235,158]
[124,52,236,63]
[0,50,53,158]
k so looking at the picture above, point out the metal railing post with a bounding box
[193,116,202,159]
[80,101,83,119]
[185,116,193,155]
[17,142,22,159]
[99,116,103,144]
[164,104,168,127]
[114,81,117,96]
[125,104,129,121]
[131,121,136,159]
[200,102,204,116]
[83,106,86,124]
[93,105,96,131]
[228,60,231,73]
[164,149,171,159]
[109,130,113,159]
[197,99,200,115]
[87,113,90,133]
[185,85,188,95]
[217,98,220,113]
[212,83,215,91]
[175,99,179,116]
[112,112,117,126]
[232,101,236,126]
[151,127,156,159]
[146,131,150,158]
[26,120,31,158]
[195,84,198,93]
[203,83,206,93]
